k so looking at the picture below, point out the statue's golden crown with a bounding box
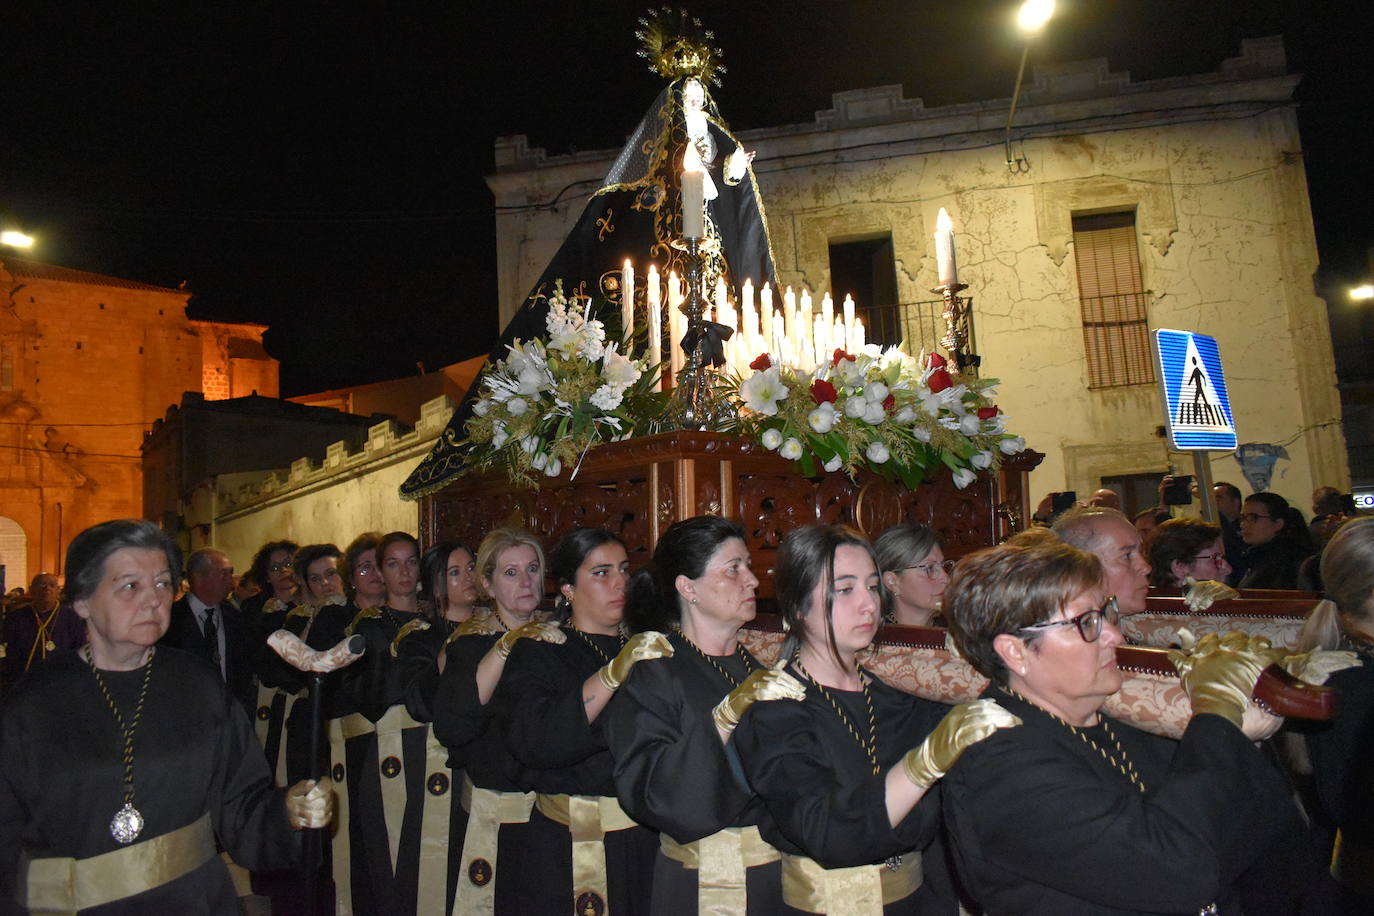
[636,7,725,86]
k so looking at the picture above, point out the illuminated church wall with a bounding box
[488,37,1346,510]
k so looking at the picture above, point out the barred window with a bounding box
[1072,211,1154,389]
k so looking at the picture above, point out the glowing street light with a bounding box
[1005,0,1058,172]
[1351,284,1374,301]
[1,230,34,249]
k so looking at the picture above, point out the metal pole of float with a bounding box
[1193,451,1217,523]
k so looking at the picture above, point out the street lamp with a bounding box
[1,230,34,249]
[1351,284,1374,301]
[1005,0,1056,173]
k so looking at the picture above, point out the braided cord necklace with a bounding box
[671,626,756,687]
[568,626,627,664]
[1001,686,1146,793]
[86,645,156,844]
[794,658,880,776]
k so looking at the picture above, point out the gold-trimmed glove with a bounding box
[494,621,566,659]
[285,778,334,830]
[453,612,502,639]
[1276,648,1361,686]
[1182,576,1239,611]
[711,667,807,735]
[1167,631,1271,727]
[902,698,1021,788]
[597,631,673,690]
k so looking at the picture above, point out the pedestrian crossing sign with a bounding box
[1154,329,1237,450]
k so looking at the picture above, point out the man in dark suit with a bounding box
[161,547,256,715]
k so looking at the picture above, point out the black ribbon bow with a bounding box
[680,320,735,369]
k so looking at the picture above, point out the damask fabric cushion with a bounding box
[1121,613,1303,650]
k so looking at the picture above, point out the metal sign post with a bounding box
[1154,329,1236,522]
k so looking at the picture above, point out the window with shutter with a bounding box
[1072,211,1154,389]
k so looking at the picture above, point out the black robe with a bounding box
[732,666,954,916]
[602,631,784,915]
[399,76,778,500]
[0,648,298,915]
[941,686,1330,915]
[499,629,657,914]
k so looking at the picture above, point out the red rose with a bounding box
[749,353,772,371]
[811,379,838,404]
[926,352,947,370]
[882,393,896,413]
[977,406,999,420]
[831,348,854,366]
[927,369,953,393]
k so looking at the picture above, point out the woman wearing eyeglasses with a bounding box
[733,525,1018,915]
[1238,492,1314,591]
[874,524,952,627]
[941,539,1331,914]
[1145,518,1232,589]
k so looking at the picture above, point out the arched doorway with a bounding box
[0,516,27,594]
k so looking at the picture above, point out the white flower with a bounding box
[808,402,837,434]
[918,392,944,416]
[779,437,804,461]
[971,450,994,470]
[952,467,977,489]
[843,397,867,419]
[577,319,607,361]
[761,428,784,450]
[531,451,549,471]
[959,414,982,435]
[544,456,563,477]
[490,422,509,449]
[833,358,864,388]
[865,441,891,464]
[740,368,788,416]
[515,365,546,396]
[823,454,843,473]
[520,436,539,454]
[590,384,625,411]
[892,406,915,424]
[601,346,640,387]
[912,425,932,443]
[865,381,889,403]
[506,397,528,416]
[473,398,491,417]
[983,416,1006,434]
[1000,436,1027,455]
[862,402,886,425]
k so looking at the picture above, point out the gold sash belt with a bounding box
[455,775,536,916]
[780,851,922,915]
[660,826,781,916]
[535,794,639,915]
[21,813,215,915]
[325,704,422,742]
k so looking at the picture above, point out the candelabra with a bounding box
[669,236,731,429]
[931,281,980,377]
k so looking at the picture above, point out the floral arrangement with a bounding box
[729,346,1025,489]
[463,282,664,486]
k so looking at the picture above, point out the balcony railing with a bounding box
[861,298,977,361]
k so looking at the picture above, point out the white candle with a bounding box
[853,317,866,350]
[843,293,855,330]
[742,278,754,319]
[669,271,685,382]
[646,264,661,374]
[682,147,706,240]
[760,283,773,351]
[821,292,834,328]
[621,260,635,341]
[935,207,958,286]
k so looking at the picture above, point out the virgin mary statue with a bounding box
[402,11,777,498]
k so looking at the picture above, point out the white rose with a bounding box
[960,414,982,435]
[843,397,867,419]
[952,467,976,489]
[1000,436,1026,454]
[808,403,837,434]
[971,450,993,470]
[473,399,491,417]
[823,454,843,473]
[506,397,528,416]
[779,437,804,461]
[912,426,932,443]
[865,382,889,403]
[520,436,539,454]
[865,441,891,464]
[862,402,886,425]
[531,452,549,471]
[544,456,562,477]
[892,406,915,424]
[761,428,784,450]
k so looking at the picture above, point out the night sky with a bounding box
[3,1,1369,397]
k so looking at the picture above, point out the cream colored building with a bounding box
[487,37,1346,513]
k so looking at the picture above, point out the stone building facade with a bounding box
[486,37,1347,514]
[0,256,277,589]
